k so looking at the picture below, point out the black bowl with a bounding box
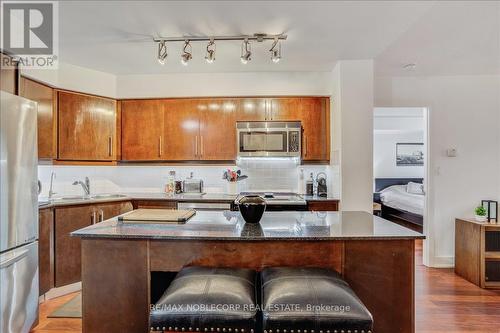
[237,195,266,224]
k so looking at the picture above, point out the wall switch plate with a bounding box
[446,148,457,157]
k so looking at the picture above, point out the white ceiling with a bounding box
[58,1,499,76]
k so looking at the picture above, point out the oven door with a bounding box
[238,131,288,157]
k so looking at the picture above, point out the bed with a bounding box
[374,178,424,232]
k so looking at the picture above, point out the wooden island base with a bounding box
[81,238,415,333]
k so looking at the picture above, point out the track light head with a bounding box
[240,39,252,64]
[205,40,216,64]
[157,40,167,65]
[181,40,192,66]
[270,38,281,63]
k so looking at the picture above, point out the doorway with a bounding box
[373,107,430,264]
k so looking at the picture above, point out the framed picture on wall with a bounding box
[396,143,424,166]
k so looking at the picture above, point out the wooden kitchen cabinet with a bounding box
[54,204,96,287]
[300,97,329,161]
[269,98,301,121]
[95,201,133,222]
[163,99,200,160]
[0,52,18,95]
[39,208,54,295]
[19,77,55,159]
[121,99,164,161]
[58,91,117,161]
[54,201,133,287]
[198,98,238,160]
[236,98,268,121]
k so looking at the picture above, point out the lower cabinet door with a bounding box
[95,201,133,222]
[54,205,96,287]
[39,208,54,295]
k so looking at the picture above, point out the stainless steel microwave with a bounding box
[236,121,302,158]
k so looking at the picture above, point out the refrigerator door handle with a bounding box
[0,249,29,269]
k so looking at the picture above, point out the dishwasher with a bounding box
[177,202,232,211]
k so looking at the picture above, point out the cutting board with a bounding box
[118,209,196,224]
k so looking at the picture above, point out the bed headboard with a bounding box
[374,178,423,192]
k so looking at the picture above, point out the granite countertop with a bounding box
[71,210,424,240]
[39,193,339,209]
[38,192,238,208]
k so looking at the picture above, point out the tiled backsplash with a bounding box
[38,161,337,198]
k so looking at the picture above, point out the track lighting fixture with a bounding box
[154,34,286,66]
[240,39,252,64]
[270,38,281,63]
[205,39,216,63]
[181,40,192,66]
[157,40,167,65]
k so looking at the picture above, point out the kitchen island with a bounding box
[72,211,423,333]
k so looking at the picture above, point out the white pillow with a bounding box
[407,182,424,195]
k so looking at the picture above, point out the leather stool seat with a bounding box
[150,266,258,333]
[261,267,373,333]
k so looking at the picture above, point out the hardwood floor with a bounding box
[32,293,82,333]
[31,240,500,333]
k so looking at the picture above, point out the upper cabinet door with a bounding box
[270,98,301,121]
[58,91,117,161]
[300,97,329,161]
[163,99,199,160]
[0,52,18,95]
[19,77,54,159]
[198,99,238,161]
[236,98,268,121]
[121,100,164,161]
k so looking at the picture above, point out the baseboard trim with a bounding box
[43,282,81,300]
[429,255,454,268]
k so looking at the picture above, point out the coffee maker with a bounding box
[316,172,328,197]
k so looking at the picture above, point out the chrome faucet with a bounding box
[48,172,57,199]
[73,177,90,197]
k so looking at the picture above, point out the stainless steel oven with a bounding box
[236,121,301,158]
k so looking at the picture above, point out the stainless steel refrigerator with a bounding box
[0,91,39,333]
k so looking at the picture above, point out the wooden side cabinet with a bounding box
[455,218,500,289]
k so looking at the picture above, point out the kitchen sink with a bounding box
[90,194,128,199]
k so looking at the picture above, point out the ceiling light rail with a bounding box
[154,33,287,65]
[153,33,287,43]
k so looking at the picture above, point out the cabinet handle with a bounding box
[99,209,104,222]
[91,211,97,225]
[304,136,308,157]
[108,136,112,157]
[195,136,198,158]
[200,135,204,158]
[159,136,163,157]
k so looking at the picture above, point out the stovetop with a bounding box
[237,192,306,206]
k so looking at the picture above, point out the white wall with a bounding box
[374,108,425,179]
[331,60,374,212]
[21,62,116,98]
[116,71,332,98]
[376,74,500,267]
[38,163,329,198]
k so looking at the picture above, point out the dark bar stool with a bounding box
[261,267,373,333]
[150,266,259,333]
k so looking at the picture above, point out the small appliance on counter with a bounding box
[316,172,328,197]
[183,172,204,193]
[236,195,266,224]
[306,173,314,196]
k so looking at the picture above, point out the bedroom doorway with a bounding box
[373,107,430,260]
